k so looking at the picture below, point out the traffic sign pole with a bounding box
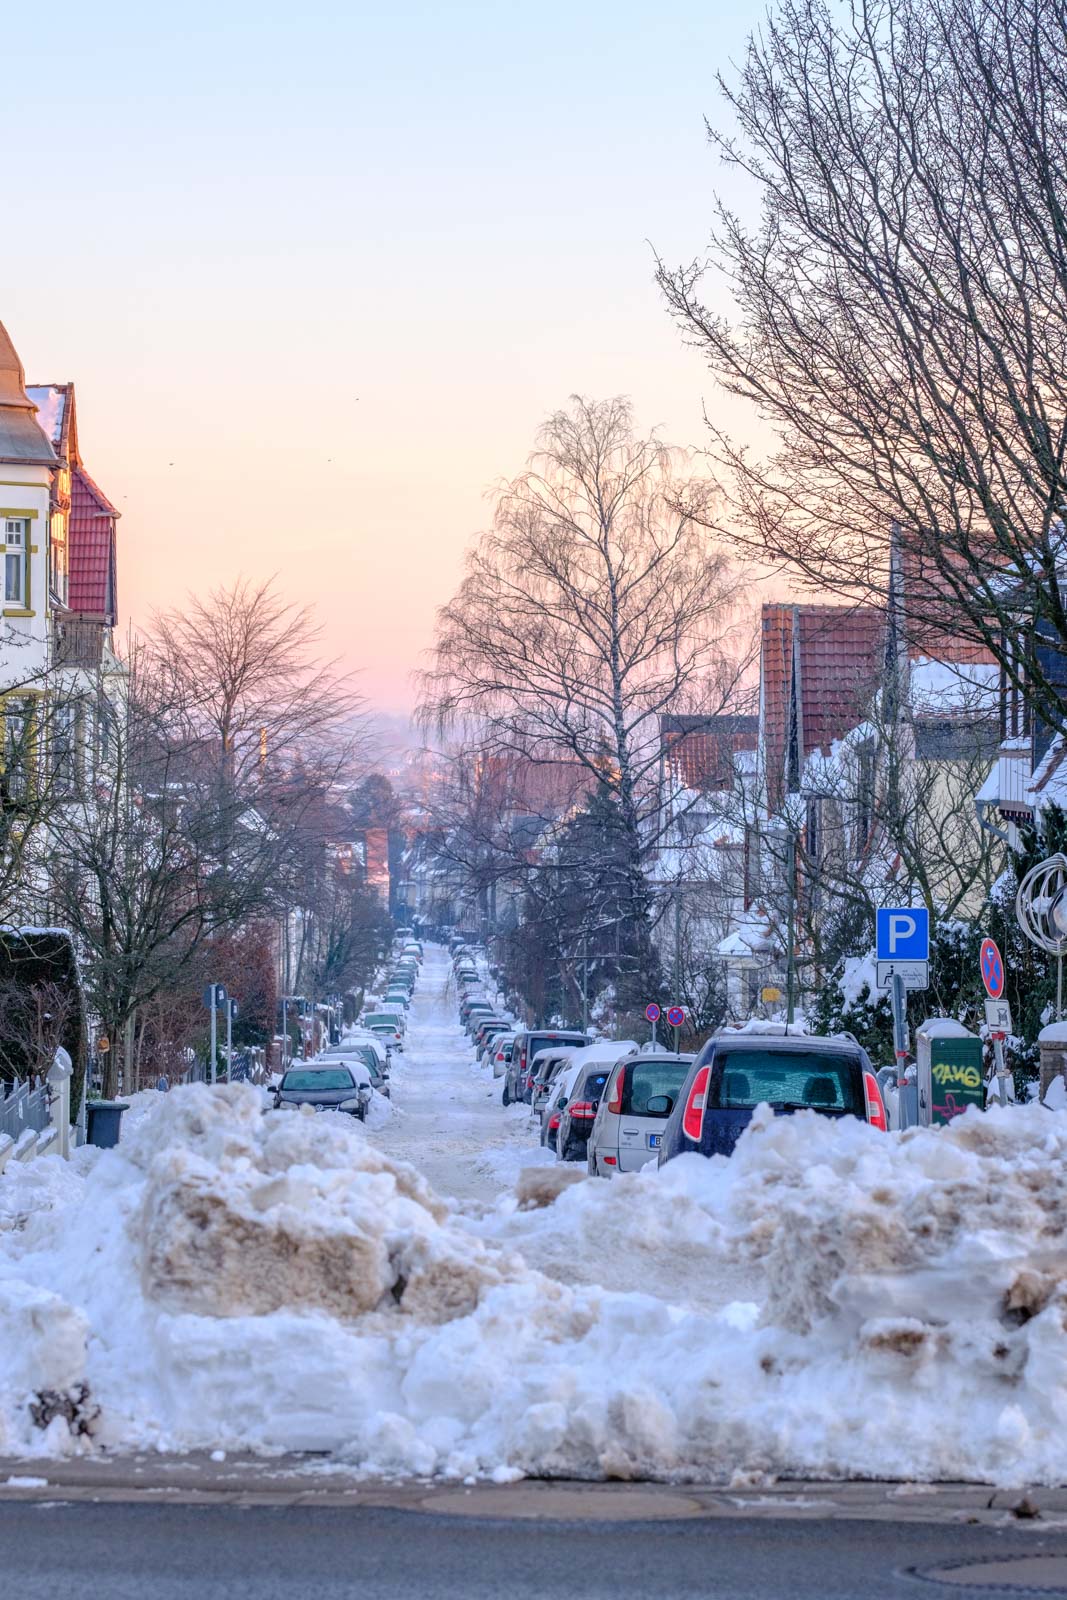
[210,998,217,1085]
[980,938,1009,1107]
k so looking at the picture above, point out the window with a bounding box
[48,511,67,607]
[4,519,27,607]
[51,701,79,790]
[623,1059,691,1117]
[712,1048,861,1112]
[2,701,30,798]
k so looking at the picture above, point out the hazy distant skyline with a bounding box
[5,0,760,711]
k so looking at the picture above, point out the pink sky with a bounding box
[4,0,765,715]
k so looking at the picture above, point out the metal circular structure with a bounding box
[644,1002,661,1023]
[1015,853,1067,956]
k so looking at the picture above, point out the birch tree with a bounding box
[418,396,749,1004]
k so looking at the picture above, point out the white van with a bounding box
[587,1052,696,1175]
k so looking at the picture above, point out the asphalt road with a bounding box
[5,1501,1067,1600]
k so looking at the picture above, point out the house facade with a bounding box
[0,320,125,922]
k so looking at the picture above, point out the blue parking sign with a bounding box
[876,907,930,962]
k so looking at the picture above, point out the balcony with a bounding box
[52,617,105,670]
[995,735,1033,821]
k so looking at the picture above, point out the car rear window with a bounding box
[579,1071,609,1099]
[623,1060,691,1118]
[364,1013,401,1028]
[711,1049,861,1111]
[529,1032,589,1060]
[281,1069,353,1091]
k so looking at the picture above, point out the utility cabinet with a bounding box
[915,1018,984,1126]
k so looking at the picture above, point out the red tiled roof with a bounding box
[900,543,997,664]
[762,604,885,810]
[68,465,118,622]
[660,714,758,793]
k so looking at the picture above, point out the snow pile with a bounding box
[7,1086,1067,1482]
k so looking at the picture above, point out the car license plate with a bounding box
[648,1133,661,1148]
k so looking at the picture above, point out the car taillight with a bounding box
[569,1101,596,1119]
[606,1066,625,1115]
[863,1071,888,1132]
[682,1065,711,1142]
[548,1113,561,1131]
[603,1155,617,1165]
[495,1050,505,1062]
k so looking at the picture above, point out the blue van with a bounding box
[656,1029,886,1166]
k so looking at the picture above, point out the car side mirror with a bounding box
[646,1094,673,1115]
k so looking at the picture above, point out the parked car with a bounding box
[477,1025,513,1065]
[490,1035,516,1078]
[657,1028,887,1167]
[472,1018,510,1051]
[363,1010,406,1036]
[273,1062,372,1119]
[587,1052,695,1175]
[504,1029,593,1105]
[538,1041,639,1149]
[529,1048,575,1115]
[318,1047,390,1098]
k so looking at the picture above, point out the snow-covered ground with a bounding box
[369,946,545,1204]
[4,942,1067,1486]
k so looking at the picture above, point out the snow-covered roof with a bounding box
[909,655,999,716]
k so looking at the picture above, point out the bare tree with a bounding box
[418,396,750,1002]
[659,0,1067,734]
[51,582,369,1097]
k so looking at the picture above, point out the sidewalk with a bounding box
[0,1453,1062,1524]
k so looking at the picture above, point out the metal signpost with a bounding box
[666,1005,686,1053]
[226,998,239,1081]
[203,983,228,1084]
[645,1002,661,1049]
[876,908,930,1082]
[980,937,1010,1107]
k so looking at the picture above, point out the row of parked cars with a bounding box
[267,933,430,1118]
[470,996,890,1172]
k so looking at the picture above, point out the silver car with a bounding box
[587,1052,695,1175]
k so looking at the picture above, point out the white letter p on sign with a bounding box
[888,914,916,953]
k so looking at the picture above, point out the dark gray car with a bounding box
[273,1063,372,1120]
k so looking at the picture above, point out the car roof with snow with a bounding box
[711,1030,863,1056]
[311,1056,372,1084]
[554,1040,639,1101]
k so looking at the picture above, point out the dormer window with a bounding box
[4,518,27,607]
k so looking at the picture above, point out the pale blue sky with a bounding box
[4,0,762,708]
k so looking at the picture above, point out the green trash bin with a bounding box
[86,1100,129,1148]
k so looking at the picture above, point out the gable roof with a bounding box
[68,465,118,622]
[0,323,57,468]
[761,603,886,811]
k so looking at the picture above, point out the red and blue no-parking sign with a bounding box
[645,1002,662,1023]
[666,1006,686,1028]
[980,937,1005,1000]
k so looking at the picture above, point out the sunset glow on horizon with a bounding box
[4,0,760,713]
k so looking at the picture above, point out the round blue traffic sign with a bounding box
[980,937,1005,1000]
[645,1002,662,1023]
[666,1006,686,1028]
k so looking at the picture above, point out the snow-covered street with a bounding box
[369,944,547,1205]
[6,951,1067,1489]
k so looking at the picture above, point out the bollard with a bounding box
[47,1046,73,1160]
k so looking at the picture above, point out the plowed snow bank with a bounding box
[4,1085,1067,1484]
